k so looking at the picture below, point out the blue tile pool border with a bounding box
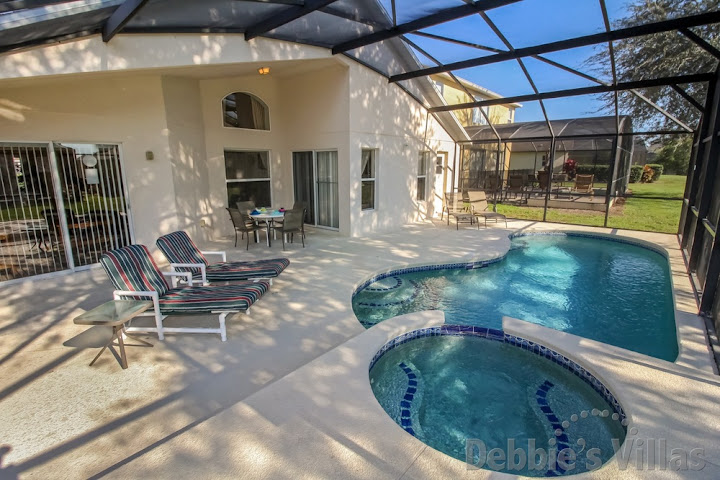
[352,231,668,300]
[356,280,421,308]
[352,256,506,298]
[369,325,627,431]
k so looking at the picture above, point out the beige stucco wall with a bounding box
[0,74,178,246]
[278,63,351,235]
[348,61,456,236]
[0,34,457,246]
[0,35,331,81]
[161,76,211,242]
[198,62,351,238]
[199,74,284,238]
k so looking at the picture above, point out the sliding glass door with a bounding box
[292,151,315,225]
[0,143,69,279]
[0,142,132,282]
[316,151,339,229]
[292,150,338,229]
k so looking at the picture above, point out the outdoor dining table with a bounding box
[249,210,284,247]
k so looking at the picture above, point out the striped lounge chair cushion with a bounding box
[157,230,290,282]
[156,231,208,277]
[204,258,290,281]
[101,244,171,296]
[158,282,270,313]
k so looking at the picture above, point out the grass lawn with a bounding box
[0,194,124,221]
[495,175,686,234]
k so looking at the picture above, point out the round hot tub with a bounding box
[369,327,627,477]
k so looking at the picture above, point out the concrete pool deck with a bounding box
[0,219,716,478]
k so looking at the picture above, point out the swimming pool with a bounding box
[369,328,627,476]
[353,233,678,361]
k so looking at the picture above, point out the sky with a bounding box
[380,0,637,123]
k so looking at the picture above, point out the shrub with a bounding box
[629,165,643,183]
[646,163,664,181]
[641,165,655,183]
[575,165,610,182]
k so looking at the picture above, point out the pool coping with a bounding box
[351,229,715,374]
[121,311,720,479]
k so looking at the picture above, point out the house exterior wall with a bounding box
[278,63,351,235]
[431,74,515,127]
[199,73,285,238]
[507,150,568,172]
[0,35,457,249]
[0,74,178,246]
[198,63,351,237]
[348,62,455,235]
[507,151,543,171]
[161,76,211,242]
[0,35,331,81]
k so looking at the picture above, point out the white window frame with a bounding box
[361,148,377,211]
[224,149,273,208]
[472,105,490,126]
[417,151,431,201]
[221,91,271,131]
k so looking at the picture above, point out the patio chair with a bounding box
[468,190,507,228]
[101,244,270,341]
[236,200,256,214]
[42,208,91,238]
[156,230,290,286]
[270,208,306,250]
[443,192,474,229]
[484,175,501,200]
[536,171,550,192]
[504,174,526,201]
[226,207,266,249]
[573,174,594,196]
[275,200,308,226]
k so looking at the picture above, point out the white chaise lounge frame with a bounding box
[112,271,246,342]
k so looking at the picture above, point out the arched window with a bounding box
[222,92,270,130]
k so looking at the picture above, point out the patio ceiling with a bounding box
[0,0,719,142]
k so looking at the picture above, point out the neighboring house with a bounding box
[464,116,635,179]
[431,73,520,190]
[431,73,520,127]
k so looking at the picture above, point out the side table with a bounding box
[73,300,153,369]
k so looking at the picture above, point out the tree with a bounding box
[588,0,720,130]
[654,136,693,174]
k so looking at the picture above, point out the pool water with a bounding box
[370,334,627,476]
[354,234,678,361]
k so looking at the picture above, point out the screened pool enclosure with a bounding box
[1,0,720,328]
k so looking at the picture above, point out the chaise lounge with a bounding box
[156,230,289,285]
[443,192,475,229]
[100,244,270,341]
[468,190,507,228]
